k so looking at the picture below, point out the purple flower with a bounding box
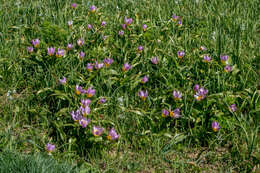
[137,46,144,53]
[70,110,82,121]
[224,65,232,72]
[75,85,86,95]
[75,85,82,95]
[58,76,66,85]
[90,5,97,13]
[46,143,55,153]
[177,51,185,59]
[121,24,126,30]
[80,106,90,116]
[107,128,120,140]
[95,62,104,69]
[104,58,114,67]
[27,47,34,53]
[162,109,169,118]
[124,17,133,25]
[80,51,85,59]
[79,117,90,128]
[173,90,182,100]
[68,21,73,28]
[220,55,229,64]
[141,76,149,84]
[32,39,40,48]
[203,55,212,63]
[71,3,77,8]
[77,39,84,46]
[47,47,55,56]
[142,24,147,31]
[81,99,91,107]
[194,84,200,92]
[92,126,104,136]
[194,87,208,101]
[86,63,94,72]
[101,21,106,27]
[200,46,207,51]
[229,104,237,112]
[138,90,148,101]
[118,30,124,36]
[151,56,159,64]
[177,19,182,26]
[86,87,96,98]
[102,36,108,40]
[169,108,181,119]
[67,43,73,50]
[212,121,220,132]
[87,24,93,30]
[56,48,65,58]
[172,14,179,22]
[99,97,106,104]
[122,62,132,72]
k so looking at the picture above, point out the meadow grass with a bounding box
[0,0,260,172]
[0,151,78,173]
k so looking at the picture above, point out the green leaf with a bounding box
[37,88,53,95]
[56,108,69,117]
[88,136,103,143]
[51,90,72,103]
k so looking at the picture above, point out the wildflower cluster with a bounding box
[221,55,233,72]
[194,84,208,101]
[69,84,119,140]
[28,38,66,58]
[162,108,181,119]
[25,4,242,152]
[198,46,234,72]
[172,14,182,26]
[69,94,119,140]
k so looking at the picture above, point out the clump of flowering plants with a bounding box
[194,84,208,101]
[21,1,258,161]
[49,81,122,155]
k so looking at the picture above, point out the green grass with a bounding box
[0,151,78,173]
[0,0,260,172]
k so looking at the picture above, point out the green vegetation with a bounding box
[0,0,259,172]
[0,151,78,173]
